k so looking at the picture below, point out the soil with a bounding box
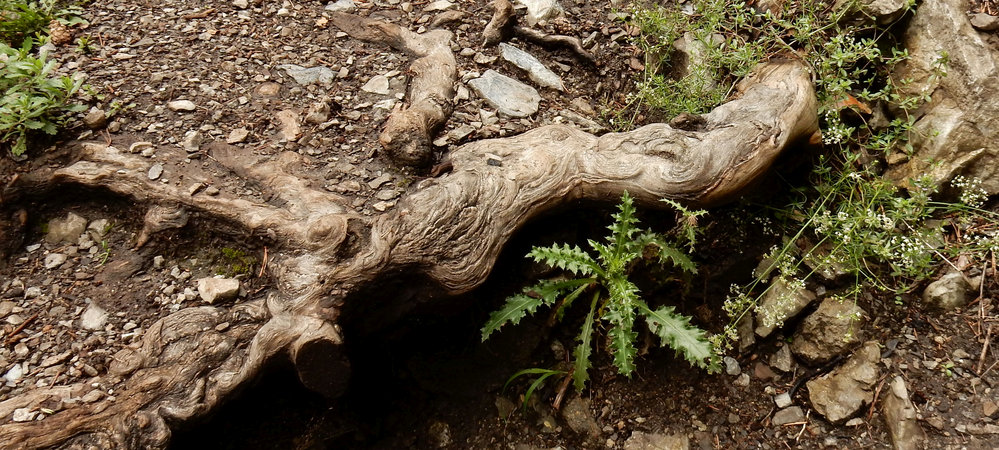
[2,0,999,449]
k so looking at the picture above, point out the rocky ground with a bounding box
[2,0,999,449]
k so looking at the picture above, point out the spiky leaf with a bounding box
[609,191,641,260]
[606,310,638,376]
[639,301,712,368]
[635,232,697,274]
[528,243,601,276]
[572,291,601,391]
[481,278,592,341]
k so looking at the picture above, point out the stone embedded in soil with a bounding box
[424,0,454,12]
[623,431,689,450]
[562,396,601,437]
[87,219,110,240]
[46,212,88,244]
[11,408,34,422]
[723,356,741,375]
[44,253,67,269]
[882,375,925,450]
[806,341,880,424]
[80,302,109,330]
[83,107,107,129]
[148,163,164,181]
[227,127,250,144]
[770,344,795,372]
[4,363,24,383]
[772,406,805,425]
[324,0,357,13]
[922,271,970,312]
[183,131,203,152]
[257,83,281,97]
[275,110,302,141]
[167,100,197,112]
[755,278,816,338]
[791,297,866,365]
[277,64,337,86]
[361,75,391,95]
[197,277,240,304]
[232,0,248,8]
[775,392,793,408]
[467,70,541,118]
[517,0,564,26]
[499,43,566,91]
[971,12,999,31]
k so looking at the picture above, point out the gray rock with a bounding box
[0,300,13,316]
[87,219,110,240]
[517,0,563,26]
[623,431,689,450]
[971,13,999,31]
[806,341,880,424]
[468,70,541,118]
[922,271,970,311]
[11,408,35,422]
[232,0,248,8]
[775,392,793,408]
[167,100,197,112]
[499,43,565,91]
[275,110,301,141]
[227,127,250,144]
[83,107,107,129]
[24,286,41,298]
[791,297,866,365]
[772,406,805,425]
[672,32,725,88]
[4,363,24,383]
[834,0,909,24]
[361,75,391,95]
[368,174,392,189]
[80,302,108,330]
[723,356,741,376]
[44,253,67,269]
[148,163,164,181]
[755,278,816,337]
[562,396,601,437]
[885,0,999,194]
[324,0,357,12]
[277,64,337,86]
[47,212,88,244]
[182,130,202,152]
[882,376,926,450]
[81,389,103,403]
[770,344,795,373]
[197,277,240,304]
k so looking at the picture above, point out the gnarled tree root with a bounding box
[331,12,457,167]
[0,60,815,449]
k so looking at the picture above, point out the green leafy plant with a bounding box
[482,192,715,392]
[1,0,87,48]
[216,247,257,276]
[501,368,567,414]
[1,38,86,156]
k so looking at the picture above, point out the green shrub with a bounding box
[1,0,85,48]
[0,38,85,156]
[482,192,716,392]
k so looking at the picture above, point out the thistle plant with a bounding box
[482,192,716,392]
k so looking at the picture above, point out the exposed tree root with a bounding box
[330,13,457,168]
[483,0,515,46]
[513,26,597,66]
[0,60,816,449]
[480,0,595,65]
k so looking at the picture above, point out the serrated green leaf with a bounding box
[606,311,638,376]
[482,278,592,341]
[638,300,712,368]
[529,243,601,276]
[572,291,601,391]
[656,244,697,274]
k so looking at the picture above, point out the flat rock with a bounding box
[80,302,108,330]
[148,163,164,180]
[467,70,541,118]
[883,375,926,450]
[361,75,391,95]
[167,100,197,112]
[4,364,24,383]
[275,110,301,141]
[197,277,240,304]
[971,12,999,31]
[922,271,970,311]
[807,341,880,424]
[83,107,107,129]
[44,252,67,269]
[227,127,250,144]
[623,431,689,450]
[324,0,357,12]
[46,212,88,244]
[755,278,816,337]
[87,219,110,240]
[562,396,601,437]
[277,64,336,86]
[423,0,453,12]
[791,297,866,365]
[499,43,565,91]
[182,130,202,152]
[772,406,805,425]
[517,0,563,26]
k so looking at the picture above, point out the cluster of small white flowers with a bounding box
[952,175,988,208]
[722,284,754,318]
[822,110,853,145]
[971,232,999,254]
[758,276,806,329]
[884,234,928,271]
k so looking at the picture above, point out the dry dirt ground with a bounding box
[2,0,999,449]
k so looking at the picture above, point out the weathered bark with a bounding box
[0,59,816,448]
[331,13,457,167]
